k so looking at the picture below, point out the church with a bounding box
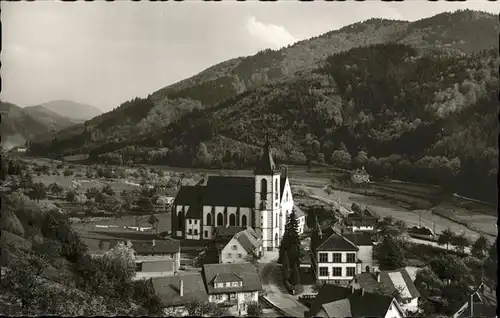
[171,136,305,251]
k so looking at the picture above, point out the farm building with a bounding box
[349,267,421,314]
[306,284,405,318]
[171,135,304,250]
[351,166,370,184]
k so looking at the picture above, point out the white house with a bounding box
[351,166,370,184]
[202,262,262,315]
[219,227,262,263]
[171,136,300,250]
[349,268,421,315]
[312,227,373,285]
[306,284,405,318]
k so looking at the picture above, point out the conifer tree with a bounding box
[284,211,300,267]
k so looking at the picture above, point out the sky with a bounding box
[1,0,498,112]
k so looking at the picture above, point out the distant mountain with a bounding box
[0,102,53,150]
[24,105,76,131]
[30,10,499,202]
[36,100,102,121]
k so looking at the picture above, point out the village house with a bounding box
[202,262,262,315]
[452,282,497,318]
[349,268,421,314]
[218,227,262,263]
[155,195,174,211]
[306,283,405,318]
[132,239,181,278]
[344,208,378,232]
[351,166,370,184]
[311,227,374,285]
[171,136,304,250]
[150,272,208,316]
[81,232,181,278]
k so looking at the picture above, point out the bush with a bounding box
[0,210,26,237]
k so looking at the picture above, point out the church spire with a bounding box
[254,132,277,175]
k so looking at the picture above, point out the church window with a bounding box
[242,215,247,227]
[260,179,267,199]
[178,211,184,230]
[286,192,289,202]
[275,179,278,200]
[217,213,223,226]
[206,213,212,226]
[229,213,236,226]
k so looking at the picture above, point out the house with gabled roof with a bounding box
[306,284,405,318]
[150,272,208,315]
[344,209,378,232]
[452,282,497,318]
[202,262,262,315]
[349,267,421,314]
[219,227,262,263]
[351,166,370,184]
[311,227,373,285]
[172,135,302,251]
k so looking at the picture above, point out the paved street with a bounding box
[259,252,308,318]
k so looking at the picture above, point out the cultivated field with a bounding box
[72,211,172,233]
[306,186,497,242]
[22,157,498,245]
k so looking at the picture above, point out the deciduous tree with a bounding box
[437,228,454,250]
[471,235,488,258]
[375,236,407,270]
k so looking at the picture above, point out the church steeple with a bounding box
[255,132,278,175]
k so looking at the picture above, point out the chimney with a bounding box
[180,279,184,297]
[376,272,381,283]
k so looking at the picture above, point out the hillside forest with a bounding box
[32,43,499,204]
[28,11,499,204]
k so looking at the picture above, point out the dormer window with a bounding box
[214,281,242,288]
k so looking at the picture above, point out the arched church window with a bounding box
[275,179,278,200]
[286,192,289,202]
[217,213,223,226]
[206,213,212,226]
[260,179,267,199]
[178,211,184,229]
[242,215,247,227]
[229,214,236,226]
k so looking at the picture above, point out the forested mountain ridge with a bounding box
[0,103,54,150]
[34,9,498,149]
[30,10,498,202]
[0,102,79,150]
[33,100,102,122]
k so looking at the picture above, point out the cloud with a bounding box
[245,16,297,49]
